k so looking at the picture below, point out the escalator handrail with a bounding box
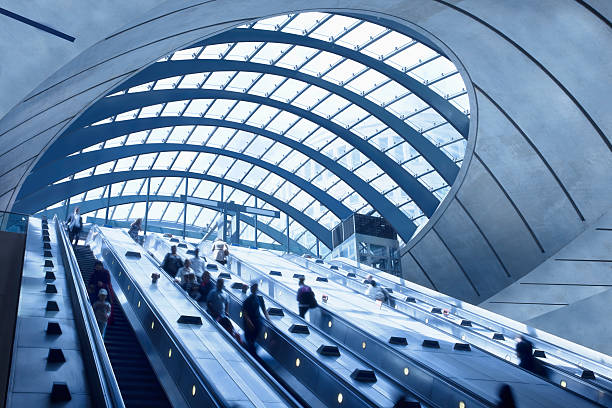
[329,257,612,380]
[90,225,229,408]
[226,249,496,408]
[140,239,304,408]
[54,217,125,408]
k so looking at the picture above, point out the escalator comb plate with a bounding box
[454,343,471,351]
[267,308,284,316]
[317,345,341,357]
[289,324,310,334]
[269,270,282,276]
[389,336,408,346]
[177,315,202,325]
[422,339,440,348]
[351,369,377,383]
[218,272,231,280]
[316,277,328,282]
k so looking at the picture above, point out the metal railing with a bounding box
[54,216,125,408]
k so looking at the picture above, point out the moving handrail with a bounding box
[222,248,497,408]
[93,226,300,408]
[89,226,228,408]
[328,256,612,382]
[283,253,612,406]
[54,216,125,408]
[147,233,423,408]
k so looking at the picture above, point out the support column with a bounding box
[316,239,320,259]
[104,184,111,225]
[183,176,188,239]
[144,178,150,237]
[63,197,71,220]
[254,197,258,249]
[221,184,226,242]
[286,213,290,254]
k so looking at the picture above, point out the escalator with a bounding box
[74,245,171,408]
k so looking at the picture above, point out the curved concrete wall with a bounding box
[0,0,610,308]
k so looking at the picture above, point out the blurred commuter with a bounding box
[207,278,228,319]
[162,245,183,278]
[190,248,205,278]
[516,337,549,378]
[199,270,214,301]
[496,384,517,408]
[176,259,198,297]
[242,281,269,356]
[296,277,318,318]
[363,274,374,285]
[93,288,111,338]
[88,260,112,304]
[211,237,229,265]
[369,281,393,307]
[66,207,83,246]
[128,218,142,242]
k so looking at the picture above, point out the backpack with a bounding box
[303,288,318,308]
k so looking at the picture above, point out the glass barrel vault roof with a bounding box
[25,12,470,256]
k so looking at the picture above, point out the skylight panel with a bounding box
[337,21,387,49]
[185,204,198,224]
[288,191,314,211]
[261,142,291,164]
[90,117,113,126]
[387,93,428,117]
[226,42,262,61]
[419,171,446,190]
[73,167,93,179]
[226,100,259,122]
[399,201,423,220]
[361,31,412,59]
[163,203,184,223]
[353,160,383,181]
[429,73,465,98]
[125,131,149,145]
[423,123,461,147]
[147,127,171,143]
[386,142,419,163]
[229,190,250,205]
[258,173,284,195]
[295,160,323,180]
[112,204,132,219]
[104,135,125,148]
[147,202,166,220]
[253,14,292,31]
[243,137,273,157]
[277,151,308,172]
[251,42,292,64]
[153,76,181,90]
[157,178,181,196]
[322,59,366,85]
[309,15,358,42]
[183,99,213,117]
[115,157,136,172]
[302,127,335,150]
[206,127,236,147]
[226,72,260,92]
[187,126,216,145]
[206,99,237,119]
[171,47,201,60]
[319,212,340,229]
[342,192,367,211]
[352,116,386,139]
[199,43,232,59]
[312,93,349,118]
[331,104,368,128]
[337,149,365,171]
[192,180,215,198]
[248,74,284,96]
[148,177,165,195]
[299,51,343,76]
[311,169,337,191]
[291,86,329,109]
[345,69,387,95]
[270,78,307,103]
[166,126,193,143]
[94,161,114,175]
[403,156,433,177]
[161,100,188,116]
[203,71,234,89]
[450,93,470,113]
[225,131,255,152]
[179,73,208,88]
[366,81,408,106]
[85,187,105,200]
[276,46,318,69]
[434,186,451,200]
[127,82,153,93]
[225,161,253,181]
[115,109,139,121]
[207,155,234,177]
[275,181,300,202]
[171,151,197,171]
[123,179,144,195]
[441,139,467,161]
[407,108,446,132]
[152,151,178,170]
[110,182,125,197]
[410,56,457,84]
[245,105,280,127]
[242,166,269,187]
[327,180,352,201]
[82,143,103,153]
[320,138,348,160]
[284,118,318,141]
[386,43,437,71]
[266,110,300,133]
[281,12,328,35]
[386,187,410,206]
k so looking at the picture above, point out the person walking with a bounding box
[211,237,229,265]
[176,259,198,297]
[516,337,549,378]
[190,248,205,278]
[198,270,214,302]
[92,288,111,338]
[66,207,83,246]
[242,281,269,356]
[128,218,142,242]
[206,278,229,320]
[88,260,112,304]
[162,245,183,278]
[296,277,317,318]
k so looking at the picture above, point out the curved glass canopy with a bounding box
[18,12,470,256]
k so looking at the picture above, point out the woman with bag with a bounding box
[211,237,229,265]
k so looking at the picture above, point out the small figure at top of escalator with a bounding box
[296,277,318,318]
[66,207,82,246]
[211,237,229,266]
[162,245,183,278]
[516,337,549,379]
[128,218,142,242]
